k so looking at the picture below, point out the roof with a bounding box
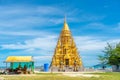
[6,56,34,62]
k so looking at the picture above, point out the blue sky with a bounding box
[0,0,120,67]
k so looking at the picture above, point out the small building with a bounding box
[112,65,120,72]
[5,56,34,74]
[93,63,112,71]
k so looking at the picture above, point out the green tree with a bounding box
[98,43,120,67]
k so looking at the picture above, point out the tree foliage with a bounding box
[98,43,120,66]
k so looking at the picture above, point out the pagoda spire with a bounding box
[62,16,70,31]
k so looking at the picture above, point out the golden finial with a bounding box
[63,15,69,31]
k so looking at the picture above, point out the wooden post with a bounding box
[31,62,34,73]
[6,62,7,69]
[10,62,13,69]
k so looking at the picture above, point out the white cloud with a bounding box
[1,35,57,51]
[75,36,120,51]
[80,22,108,31]
[85,23,106,29]
[33,56,52,66]
[0,30,53,36]
[34,56,52,63]
[78,14,105,22]
[34,56,52,61]
[36,6,63,15]
[0,5,106,32]
[1,35,120,67]
[1,35,120,52]
[0,5,78,28]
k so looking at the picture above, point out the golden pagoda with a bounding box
[50,17,83,72]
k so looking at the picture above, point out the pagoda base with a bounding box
[50,66,84,72]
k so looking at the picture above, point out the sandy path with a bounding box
[62,73,100,77]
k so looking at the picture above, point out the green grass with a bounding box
[0,72,120,80]
[89,72,120,80]
[35,73,60,75]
